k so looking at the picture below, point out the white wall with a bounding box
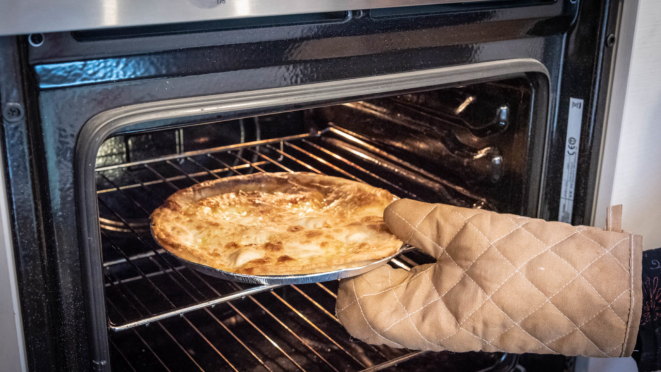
[609,0,661,251]
[588,0,660,370]
[595,0,661,251]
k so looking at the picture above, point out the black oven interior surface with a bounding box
[0,0,620,371]
[97,81,543,371]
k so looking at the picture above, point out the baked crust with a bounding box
[150,172,402,275]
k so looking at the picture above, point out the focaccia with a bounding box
[150,172,403,275]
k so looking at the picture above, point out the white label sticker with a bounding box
[558,98,584,223]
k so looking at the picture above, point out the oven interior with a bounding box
[96,77,543,371]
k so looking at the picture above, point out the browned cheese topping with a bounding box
[150,172,402,275]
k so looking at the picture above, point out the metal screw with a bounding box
[354,10,365,18]
[3,103,24,123]
[28,33,44,47]
[606,34,616,48]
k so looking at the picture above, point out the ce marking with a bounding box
[567,137,577,155]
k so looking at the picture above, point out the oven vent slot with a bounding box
[72,11,349,41]
[369,0,555,19]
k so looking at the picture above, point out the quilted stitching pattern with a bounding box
[336,201,642,358]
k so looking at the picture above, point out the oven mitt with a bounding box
[336,200,642,358]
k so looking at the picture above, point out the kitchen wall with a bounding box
[595,0,661,252]
[589,0,661,370]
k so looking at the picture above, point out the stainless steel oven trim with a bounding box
[76,58,549,370]
[0,136,28,372]
[2,0,492,36]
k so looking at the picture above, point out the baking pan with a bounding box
[161,244,416,285]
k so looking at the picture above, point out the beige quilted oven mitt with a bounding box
[336,200,642,358]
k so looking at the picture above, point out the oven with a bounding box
[0,0,622,371]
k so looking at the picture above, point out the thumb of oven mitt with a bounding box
[336,199,643,357]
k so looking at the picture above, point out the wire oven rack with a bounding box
[97,127,511,372]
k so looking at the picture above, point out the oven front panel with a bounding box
[0,1,620,370]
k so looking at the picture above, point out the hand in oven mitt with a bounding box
[336,200,642,357]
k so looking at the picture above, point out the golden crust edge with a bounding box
[152,217,402,275]
[149,172,403,275]
[163,172,341,206]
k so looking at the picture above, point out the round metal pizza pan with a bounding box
[161,245,416,285]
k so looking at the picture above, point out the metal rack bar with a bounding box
[269,290,366,368]
[97,161,268,194]
[187,149,398,366]
[316,283,337,298]
[107,165,292,372]
[103,209,305,371]
[300,139,418,199]
[321,137,453,201]
[327,126,490,206]
[99,178,284,336]
[103,249,166,267]
[228,153,394,364]
[99,189,225,301]
[106,298,174,372]
[251,146,411,364]
[109,339,138,372]
[396,254,420,268]
[167,157,365,371]
[96,132,318,172]
[108,283,277,331]
[140,159,343,368]
[99,172,152,215]
[228,152,268,173]
[103,227,278,372]
[100,137,417,333]
[241,155,394,328]
[284,142,364,183]
[106,279,208,372]
[206,153,245,175]
[275,141,415,273]
[358,351,428,372]
[266,143,323,174]
[104,265,186,287]
[185,156,224,179]
[247,148,294,173]
[146,161,338,371]
[390,259,411,271]
[120,282,236,372]
[172,156,349,370]
[190,268,333,372]
[290,285,339,324]
[98,134,439,370]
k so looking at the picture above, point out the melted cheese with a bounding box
[151,172,403,275]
